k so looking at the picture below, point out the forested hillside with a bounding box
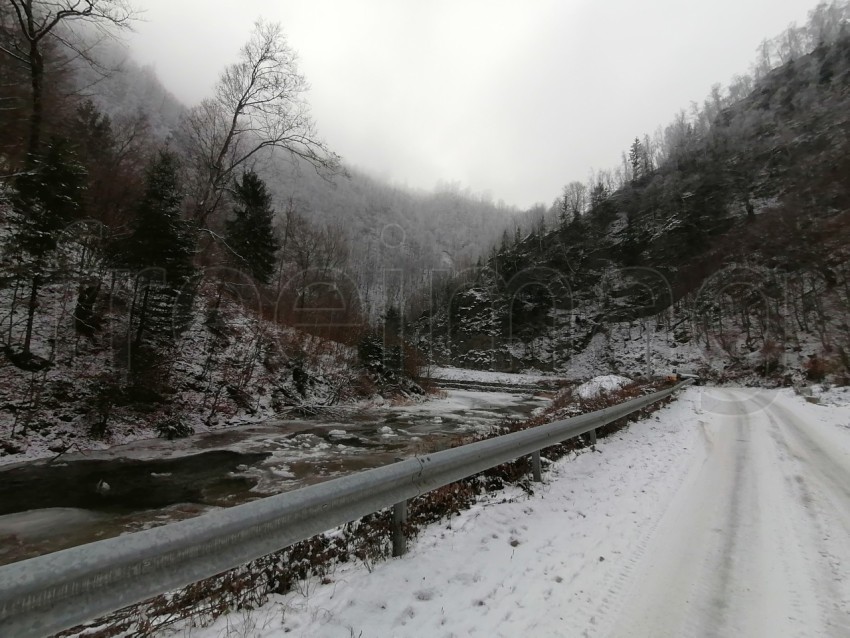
[0,5,514,462]
[75,39,517,316]
[258,159,516,318]
[420,5,850,383]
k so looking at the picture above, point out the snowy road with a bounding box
[608,389,850,638]
[177,387,850,638]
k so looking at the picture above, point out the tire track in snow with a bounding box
[690,406,752,638]
[759,399,850,636]
[602,388,846,638]
[565,400,716,638]
[499,397,709,637]
[731,399,821,638]
[755,412,823,638]
[759,397,850,515]
[600,391,747,638]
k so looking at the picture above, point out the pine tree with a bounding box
[500,229,510,252]
[113,150,196,354]
[6,138,86,359]
[121,151,194,275]
[68,101,132,225]
[589,180,608,209]
[225,171,281,284]
[629,137,644,183]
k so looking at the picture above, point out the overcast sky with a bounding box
[126,0,818,210]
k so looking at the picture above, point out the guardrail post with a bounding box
[392,500,408,557]
[589,428,597,446]
[531,450,542,482]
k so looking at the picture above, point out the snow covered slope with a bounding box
[171,387,850,637]
[428,366,558,385]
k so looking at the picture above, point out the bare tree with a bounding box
[753,38,774,81]
[807,1,850,46]
[284,212,321,307]
[179,20,342,227]
[0,0,134,161]
[560,181,587,224]
[727,73,753,103]
[774,22,804,64]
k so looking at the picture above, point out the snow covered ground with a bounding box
[170,386,850,638]
[383,389,547,420]
[426,367,561,385]
[575,374,632,399]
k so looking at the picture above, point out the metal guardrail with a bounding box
[0,380,693,638]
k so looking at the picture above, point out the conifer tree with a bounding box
[629,137,644,183]
[114,150,195,352]
[122,151,194,276]
[589,180,608,209]
[7,138,86,358]
[499,229,509,252]
[224,170,280,284]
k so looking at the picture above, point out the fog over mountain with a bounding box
[124,0,820,210]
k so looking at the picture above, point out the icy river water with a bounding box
[0,389,549,565]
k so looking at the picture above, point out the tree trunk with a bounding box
[27,43,44,162]
[22,274,40,356]
[8,280,20,344]
[133,285,150,350]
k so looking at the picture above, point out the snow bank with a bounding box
[803,384,850,408]
[427,367,559,385]
[575,374,632,399]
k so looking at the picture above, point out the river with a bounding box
[0,389,549,565]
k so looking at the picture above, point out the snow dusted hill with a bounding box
[420,32,850,386]
[165,386,850,637]
[0,278,385,467]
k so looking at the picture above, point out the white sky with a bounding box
[126,0,818,209]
